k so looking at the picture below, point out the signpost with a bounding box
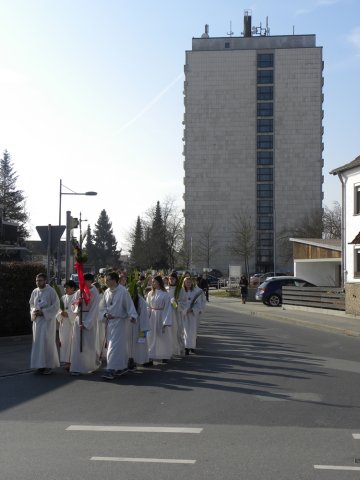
[36,225,66,279]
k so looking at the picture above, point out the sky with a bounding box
[0,0,359,253]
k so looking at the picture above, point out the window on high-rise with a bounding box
[257,135,273,149]
[257,167,273,182]
[257,103,273,116]
[258,231,273,246]
[257,86,273,100]
[257,199,273,214]
[257,70,273,84]
[257,119,273,133]
[257,53,274,68]
[257,216,273,230]
[257,151,273,164]
[257,184,273,198]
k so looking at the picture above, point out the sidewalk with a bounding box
[1,299,360,377]
[0,334,32,377]
[209,296,360,337]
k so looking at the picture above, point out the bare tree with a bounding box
[230,213,255,278]
[323,201,341,239]
[161,197,184,270]
[195,223,219,270]
[278,207,323,264]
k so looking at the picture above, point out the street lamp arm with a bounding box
[61,191,97,196]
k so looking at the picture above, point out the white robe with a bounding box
[56,293,76,363]
[104,284,138,371]
[146,289,173,360]
[167,285,185,356]
[70,286,100,373]
[29,284,60,369]
[129,295,150,365]
[178,286,204,349]
[96,293,107,362]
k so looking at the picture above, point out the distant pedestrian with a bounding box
[29,273,60,375]
[239,274,249,304]
[199,273,209,302]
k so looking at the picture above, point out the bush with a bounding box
[0,262,45,336]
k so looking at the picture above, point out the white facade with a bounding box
[331,158,360,284]
[183,26,323,275]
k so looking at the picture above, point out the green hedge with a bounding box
[0,262,46,336]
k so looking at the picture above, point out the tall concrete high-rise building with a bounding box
[183,12,324,275]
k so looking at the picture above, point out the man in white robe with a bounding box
[56,280,77,367]
[101,272,138,380]
[29,273,60,374]
[70,273,100,375]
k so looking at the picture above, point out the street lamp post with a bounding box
[57,179,97,283]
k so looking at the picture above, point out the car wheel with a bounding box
[268,294,281,307]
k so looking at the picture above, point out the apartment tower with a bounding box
[183,12,324,274]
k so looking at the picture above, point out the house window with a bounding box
[355,186,360,214]
[225,42,230,49]
[355,247,360,278]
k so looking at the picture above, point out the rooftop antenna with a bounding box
[227,21,234,37]
[201,24,209,38]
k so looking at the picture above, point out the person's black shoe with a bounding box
[143,361,154,367]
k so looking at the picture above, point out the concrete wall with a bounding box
[345,282,360,315]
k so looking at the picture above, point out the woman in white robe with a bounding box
[29,274,60,372]
[129,294,150,366]
[178,277,205,354]
[167,273,185,356]
[70,275,100,375]
[146,275,173,363]
[56,280,77,366]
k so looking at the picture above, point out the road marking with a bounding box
[66,425,203,433]
[91,456,196,464]
[314,465,360,471]
[353,434,360,439]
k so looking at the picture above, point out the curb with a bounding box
[250,310,360,338]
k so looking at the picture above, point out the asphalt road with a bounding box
[1,298,360,479]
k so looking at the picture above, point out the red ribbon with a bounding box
[74,261,91,305]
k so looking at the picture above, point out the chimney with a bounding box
[244,10,252,37]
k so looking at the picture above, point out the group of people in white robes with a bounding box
[29,270,206,378]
